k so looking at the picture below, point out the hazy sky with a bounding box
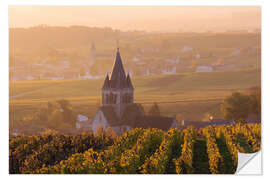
[9,6,261,32]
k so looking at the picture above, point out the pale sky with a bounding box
[9,6,261,32]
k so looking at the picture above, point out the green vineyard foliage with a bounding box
[203,126,224,174]
[174,126,196,174]
[9,123,261,174]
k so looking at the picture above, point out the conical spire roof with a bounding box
[126,73,134,89]
[101,49,134,90]
[110,49,127,89]
[102,73,110,90]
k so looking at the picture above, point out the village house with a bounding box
[166,57,180,64]
[181,45,193,52]
[91,48,178,134]
[131,57,141,62]
[76,114,92,132]
[213,64,237,71]
[195,65,213,72]
[162,66,177,74]
[195,54,201,59]
[232,48,241,55]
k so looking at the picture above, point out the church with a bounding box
[91,48,178,134]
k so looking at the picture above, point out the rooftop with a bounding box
[102,49,134,90]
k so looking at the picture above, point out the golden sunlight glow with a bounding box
[9,6,261,32]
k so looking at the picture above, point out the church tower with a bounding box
[101,48,134,118]
[89,42,96,67]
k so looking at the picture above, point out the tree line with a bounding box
[221,86,261,123]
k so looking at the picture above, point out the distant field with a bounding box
[9,80,63,97]
[10,68,260,99]
[9,69,261,123]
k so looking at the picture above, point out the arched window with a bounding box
[114,94,117,104]
[125,94,127,103]
[122,93,130,103]
[106,94,109,104]
[127,95,130,103]
[109,93,113,104]
[112,94,115,104]
[122,94,126,103]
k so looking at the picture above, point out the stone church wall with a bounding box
[92,110,109,132]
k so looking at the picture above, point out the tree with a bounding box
[221,92,250,123]
[57,99,71,109]
[247,86,261,116]
[62,108,76,128]
[57,99,76,128]
[94,125,106,138]
[47,102,54,114]
[105,127,117,139]
[148,102,160,116]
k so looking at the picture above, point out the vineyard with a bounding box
[9,123,261,174]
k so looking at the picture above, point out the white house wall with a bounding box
[170,118,179,129]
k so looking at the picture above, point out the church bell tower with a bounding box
[101,48,134,118]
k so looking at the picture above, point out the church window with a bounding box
[109,93,113,104]
[122,94,126,103]
[127,95,130,103]
[106,94,109,104]
[114,94,117,104]
[122,93,130,103]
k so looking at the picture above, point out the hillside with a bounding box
[10,26,260,65]
[10,26,260,55]
[9,69,260,134]
[10,69,260,99]
[9,26,261,83]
